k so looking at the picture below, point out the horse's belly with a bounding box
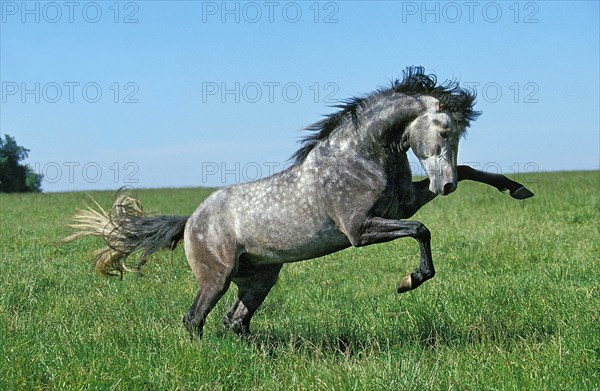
[239,218,351,264]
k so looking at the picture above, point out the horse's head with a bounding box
[402,97,461,196]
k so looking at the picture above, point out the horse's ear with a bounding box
[400,132,410,152]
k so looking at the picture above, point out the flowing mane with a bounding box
[291,66,481,164]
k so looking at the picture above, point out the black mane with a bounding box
[291,66,481,164]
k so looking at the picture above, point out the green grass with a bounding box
[1,171,598,390]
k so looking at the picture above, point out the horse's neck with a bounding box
[304,94,417,167]
[326,120,408,165]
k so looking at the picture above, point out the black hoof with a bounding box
[183,314,203,341]
[223,315,231,328]
[224,318,250,337]
[510,186,534,199]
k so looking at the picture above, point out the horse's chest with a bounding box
[374,184,416,220]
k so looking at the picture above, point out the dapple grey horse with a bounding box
[65,67,533,339]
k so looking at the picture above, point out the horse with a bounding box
[64,66,534,339]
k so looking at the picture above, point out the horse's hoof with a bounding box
[223,316,232,328]
[183,314,203,341]
[233,322,250,337]
[397,274,412,293]
[510,186,534,199]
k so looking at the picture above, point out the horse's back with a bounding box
[186,172,350,264]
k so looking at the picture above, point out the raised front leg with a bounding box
[457,165,534,199]
[401,178,438,218]
[355,217,435,293]
[405,165,534,217]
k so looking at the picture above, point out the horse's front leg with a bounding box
[401,179,438,218]
[404,165,534,217]
[457,165,534,199]
[354,217,434,293]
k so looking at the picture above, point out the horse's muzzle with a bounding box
[441,182,456,196]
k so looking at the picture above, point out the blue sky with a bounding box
[1,0,598,192]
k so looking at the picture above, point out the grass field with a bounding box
[1,171,598,390]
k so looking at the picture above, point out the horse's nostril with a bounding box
[443,183,456,195]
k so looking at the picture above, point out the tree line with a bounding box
[0,134,43,193]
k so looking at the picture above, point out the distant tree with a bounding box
[0,134,43,193]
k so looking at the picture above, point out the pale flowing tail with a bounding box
[63,189,189,277]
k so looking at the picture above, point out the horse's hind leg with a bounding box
[182,238,237,340]
[224,262,283,336]
[183,280,231,339]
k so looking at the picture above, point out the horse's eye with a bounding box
[440,130,450,139]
